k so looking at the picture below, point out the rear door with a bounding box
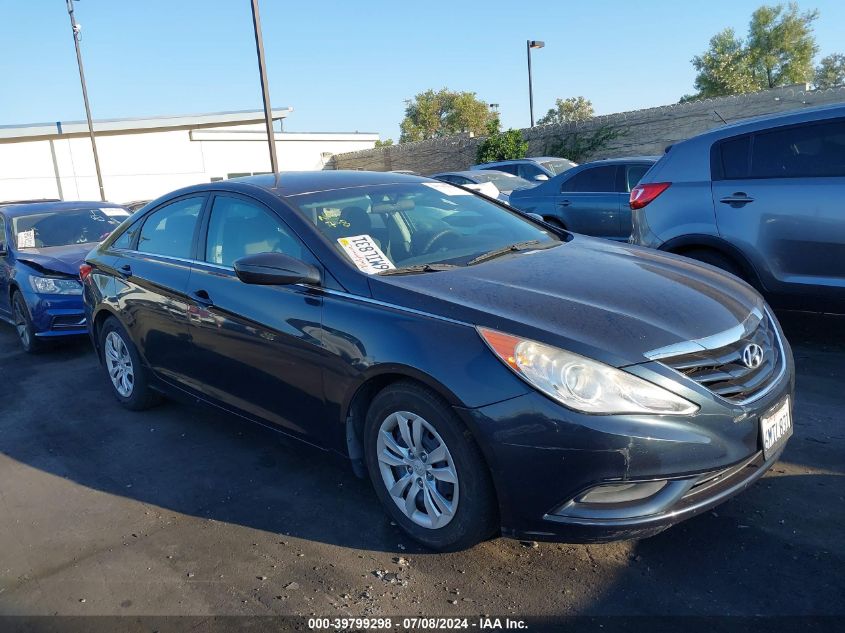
[112,195,205,385]
[182,193,327,438]
[0,214,10,318]
[556,165,621,238]
[712,118,845,296]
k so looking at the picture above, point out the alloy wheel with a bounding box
[104,331,135,397]
[13,300,30,348]
[376,410,459,529]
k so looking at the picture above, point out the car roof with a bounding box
[694,102,845,142]
[576,156,660,166]
[0,200,126,218]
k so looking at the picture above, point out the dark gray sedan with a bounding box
[508,157,658,240]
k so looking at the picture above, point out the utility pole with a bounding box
[66,0,106,201]
[250,0,279,173]
[526,40,545,127]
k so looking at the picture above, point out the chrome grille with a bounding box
[660,312,783,404]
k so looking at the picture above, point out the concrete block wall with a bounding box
[326,84,845,174]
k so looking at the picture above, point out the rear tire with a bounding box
[364,381,498,551]
[12,291,41,354]
[99,316,160,410]
[681,248,745,281]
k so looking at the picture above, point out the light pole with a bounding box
[65,0,105,201]
[250,0,279,174]
[526,40,544,127]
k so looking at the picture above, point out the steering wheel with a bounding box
[419,229,462,255]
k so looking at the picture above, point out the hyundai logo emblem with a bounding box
[742,343,764,369]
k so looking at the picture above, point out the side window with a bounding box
[713,135,751,180]
[137,197,203,258]
[751,119,845,179]
[111,222,139,250]
[517,164,543,180]
[0,216,6,252]
[565,166,618,192]
[625,164,651,192]
[205,195,304,267]
[489,164,518,176]
[452,176,472,185]
[437,176,456,184]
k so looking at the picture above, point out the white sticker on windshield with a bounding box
[101,207,130,217]
[17,229,36,249]
[337,235,395,274]
[422,182,472,196]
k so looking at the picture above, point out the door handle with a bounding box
[720,192,754,206]
[117,264,132,277]
[192,289,213,307]
[558,199,571,207]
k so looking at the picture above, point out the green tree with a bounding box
[536,96,594,125]
[475,116,528,163]
[399,88,494,143]
[687,3,819,99]
[747,3,818,89]
[691,29,758,98]
[374,138,394,148]
[815,53,845,88]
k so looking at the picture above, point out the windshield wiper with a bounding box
[467,240,556,266]
[377,263,459,276]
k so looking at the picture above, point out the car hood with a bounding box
[16,243,95,277]
[369,236,765,367]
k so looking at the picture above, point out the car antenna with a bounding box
[713,110,728,124]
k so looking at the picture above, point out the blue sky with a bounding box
[2,1,843,140]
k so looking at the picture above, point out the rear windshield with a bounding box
[541,159,578,175]
[289,182,559,272]
[12,207,129,249]
[472,172,534,190]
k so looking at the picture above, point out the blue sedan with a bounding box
[0,200,129,352]
[508,157,658,241]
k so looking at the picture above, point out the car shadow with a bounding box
[0,310,842,565]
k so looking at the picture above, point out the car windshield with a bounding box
[472,172,533,190]
[291,182,560,272]
[541,159,577,175]
[12,207,129,249]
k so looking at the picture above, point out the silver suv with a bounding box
[630,103,845,311]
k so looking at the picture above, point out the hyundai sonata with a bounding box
[83,172,794,551]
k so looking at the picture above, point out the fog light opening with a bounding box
[577,480,668,504]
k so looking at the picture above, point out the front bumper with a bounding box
[458,355,794,543]
[27,293,87,337]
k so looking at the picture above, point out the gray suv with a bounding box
[630,103,845,310]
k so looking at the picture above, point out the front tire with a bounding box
[12,291,41,354]
[99,316,159,410]
[364,381,498,551]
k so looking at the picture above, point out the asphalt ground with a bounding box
[0,311,842,627]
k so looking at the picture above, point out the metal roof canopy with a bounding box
[0,108,294,143]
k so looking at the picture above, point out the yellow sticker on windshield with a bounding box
[337,235,395,274]
[17,229,36,249]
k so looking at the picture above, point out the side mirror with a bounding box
[534,174,549,182]
[233,252,321,286]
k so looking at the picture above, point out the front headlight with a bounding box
[478,327,698,415]
[29,276,83,295]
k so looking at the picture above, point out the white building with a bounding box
[0,108,379,203]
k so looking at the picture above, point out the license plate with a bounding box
[760,396,792,460]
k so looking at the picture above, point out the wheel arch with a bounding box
[659,234,764,291]
[342,365,467,477]
[90,305,122,358]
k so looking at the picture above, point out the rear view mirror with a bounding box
[534,174,549,182]
[233,252,321,286]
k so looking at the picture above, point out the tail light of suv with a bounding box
[630,182,671,210]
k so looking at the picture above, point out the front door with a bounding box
[0,215,10,319]
[183,193,327,438]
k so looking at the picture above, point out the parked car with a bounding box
[83,171,794,551]
[630,103,845,311]
[471,157,577,182]
[508,157,658,240]
[430,170,534,203]
[0,200,130,352]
